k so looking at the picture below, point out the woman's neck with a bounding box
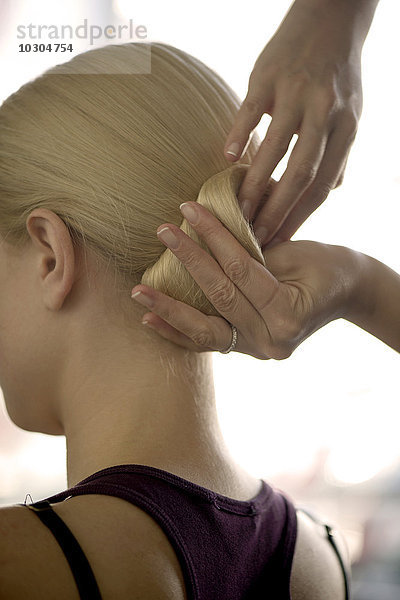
[57,340,234,488]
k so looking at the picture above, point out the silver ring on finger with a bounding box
[219,322,238,354]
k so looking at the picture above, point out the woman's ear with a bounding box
[25,208,76,311]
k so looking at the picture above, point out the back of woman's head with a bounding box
[0,42,266,326]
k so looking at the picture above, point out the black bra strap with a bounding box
[296,507,351,600]
[18,500,102,600]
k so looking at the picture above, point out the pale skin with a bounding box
[0,208,258,494]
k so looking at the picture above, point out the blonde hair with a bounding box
[0,43,267,372]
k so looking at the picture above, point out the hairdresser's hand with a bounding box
[130,202,362,360]
[224,0,369,247]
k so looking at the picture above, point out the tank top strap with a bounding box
[18,499,102,600]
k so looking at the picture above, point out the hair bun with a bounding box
[141,163,269,317]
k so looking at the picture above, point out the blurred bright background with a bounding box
[1,1,399,597]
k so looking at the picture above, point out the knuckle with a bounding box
[292,160,318,186]
[223,257,250,286]
[272,314,299,343]
[285,316,301,340]
[259,337,275,361]
[264,130,290,155]
[207,280,238,313]
[191,326,212,348]
[287,71,312,90]
[267,339,294,360]
[180,247,202,271]
[321,87,340,114]
[195,219,214,240]
[258,344,271,360]
[242,95,262,116]
[273,345,294,360]
[270,314,287,337]
[162,303,177,325]
[343,111,359,139]
[313,179,334,199]
[243,172,266,193]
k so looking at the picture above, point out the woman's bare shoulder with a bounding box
[290,509,350,600]
[0,498,187,600]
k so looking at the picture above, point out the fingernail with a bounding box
[254,226,269,245]
[226,142,239,157]
[131,290,154,308]
[180,202,199,225]
[241,199,252,221]
[157,226,179,249]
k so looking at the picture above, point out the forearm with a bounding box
[345,252,400,353]
[293,0,380,53]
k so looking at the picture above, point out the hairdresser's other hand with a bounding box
[130,202,362,360]
[224,0,375,247]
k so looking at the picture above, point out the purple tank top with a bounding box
[25,464,298,599]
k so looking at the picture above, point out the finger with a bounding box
[140,311,213,353]
[131,286,232,353]
[238,102,303,219]
[265,124,356,243]
[252,112,329,246]
[156,202,280,326]
[224,83,274,162]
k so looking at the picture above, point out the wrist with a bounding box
[342,250,400,353]
[342,250,377,326]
